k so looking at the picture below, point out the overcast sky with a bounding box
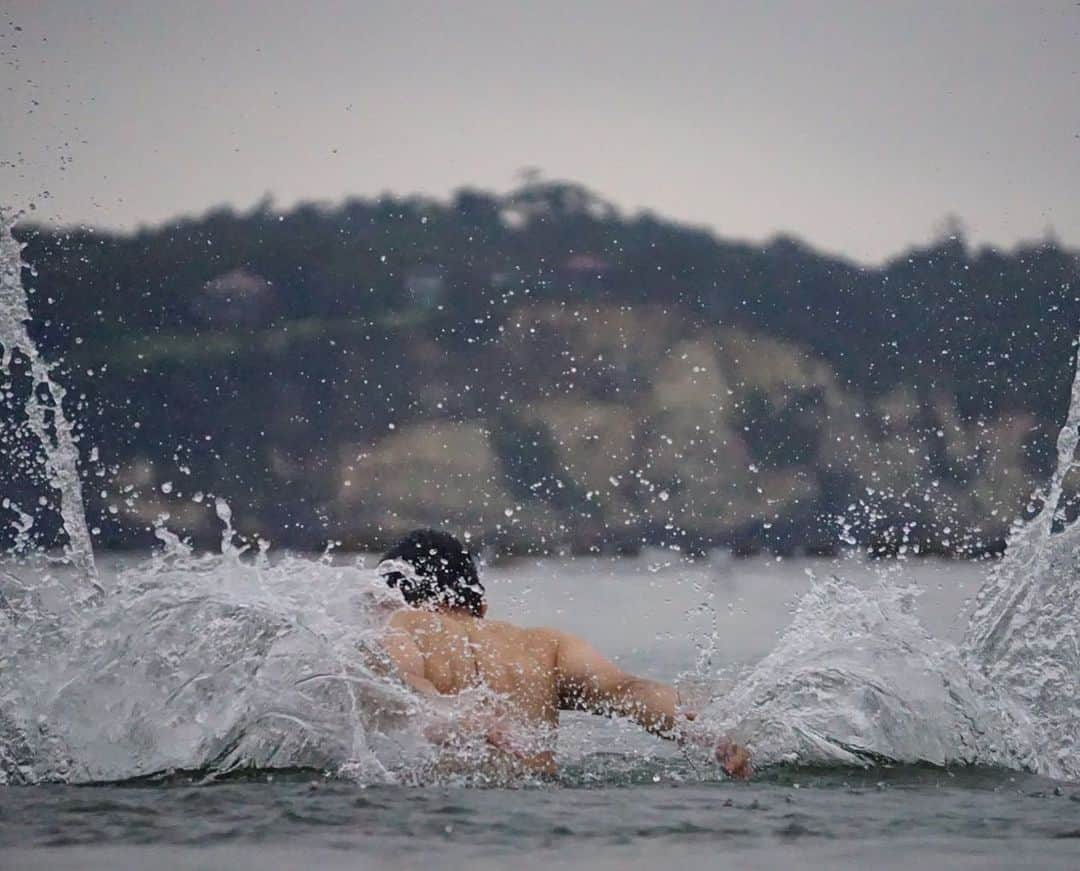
[2,0,1077,263]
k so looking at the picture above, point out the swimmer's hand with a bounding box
[483,717,529,758]
[678,712,753,779]
[714,736,752,779]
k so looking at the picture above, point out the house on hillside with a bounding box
[192,269,279,328]
[563,253,611,276]
[560,253,614,293]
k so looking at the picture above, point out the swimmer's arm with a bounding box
[552,631,680,737]
[553,630,753,778]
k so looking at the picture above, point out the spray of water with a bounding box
[0,212,99,595]
[702,572,1037,773]
[2,213,1080,784]
[962,341,1080,780]
[0,534,557,785]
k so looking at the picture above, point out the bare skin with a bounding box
[382,604,752,779]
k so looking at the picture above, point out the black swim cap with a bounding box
[378,529,484,616]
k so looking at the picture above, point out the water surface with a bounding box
[5,764,1080,870]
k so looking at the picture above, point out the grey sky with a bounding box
[2,0,1077,263]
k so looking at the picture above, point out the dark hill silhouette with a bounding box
[3,179,1078,556]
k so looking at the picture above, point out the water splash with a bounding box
[0,536,1054,785]
[0,212,99,595]
[962,340,1080,780]
[0,541,406,784]
[702,572,1036,773]
[692,339,1080,780]
[0,528,561,786]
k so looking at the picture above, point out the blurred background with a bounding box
[2,0,1078,559]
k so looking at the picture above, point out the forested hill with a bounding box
[5,180,1080,556]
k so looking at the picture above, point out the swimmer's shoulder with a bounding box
[467,618,557,653]
[389,611,560,654]
[478,617,551,638]
[516,623,564,660]
[386,606,447,639]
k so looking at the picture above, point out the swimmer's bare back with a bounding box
[382,607,752,779]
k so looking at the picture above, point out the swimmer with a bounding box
[378,529,752,779]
